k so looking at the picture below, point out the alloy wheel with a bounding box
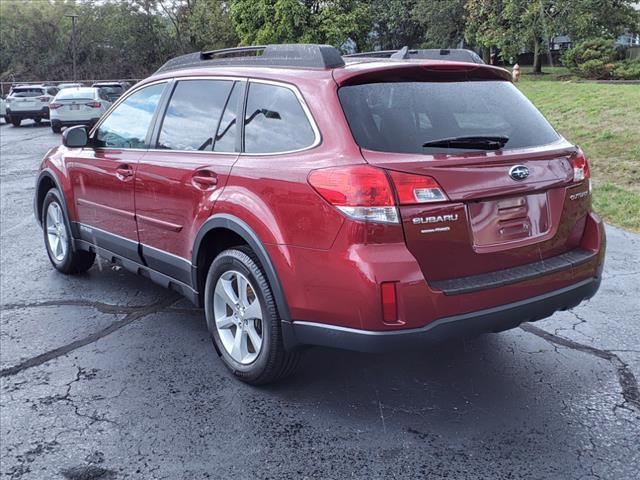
[213,270,264,364]
[45,201,67,262]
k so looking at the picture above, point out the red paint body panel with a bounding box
[134,150,238,258]
[66,147,141,242]
[36,58,606,344]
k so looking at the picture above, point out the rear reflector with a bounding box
[388,170,447,204]
[308,165,399,223]
[381,282,398,322]
[572,152,590,182]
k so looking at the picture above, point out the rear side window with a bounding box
[95,83,166,149]
[338,81,560,154]
[243,83,316,154]
[158,79,233,151]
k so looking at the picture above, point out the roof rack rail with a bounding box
[345,47,485,64]
[155,44,345,74]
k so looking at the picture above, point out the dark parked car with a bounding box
[92,81,129,102]
[35,44,605,384]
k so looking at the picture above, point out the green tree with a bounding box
[412,0,466,48]
[229,0,372,51]
[464,0,640,73]
[369,0,424,49]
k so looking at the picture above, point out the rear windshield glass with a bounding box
[98,86,124,95]
[11,88,44,97]
[338,81,560,154]
[56,88,96,100]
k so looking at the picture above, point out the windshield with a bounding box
[338,81,560,154]
[56,88,96,100]
[98,86,123,95]
[11,88,44,98]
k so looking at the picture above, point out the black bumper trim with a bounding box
[291,277,600,353]
[430,248,597,295]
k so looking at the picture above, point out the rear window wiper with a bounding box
[422,135,509,150]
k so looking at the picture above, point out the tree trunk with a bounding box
[533,41,542,74]
[482,47,490,64]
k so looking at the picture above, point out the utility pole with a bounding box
[65,14,78,81]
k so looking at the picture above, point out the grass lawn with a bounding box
[516,67,640,232]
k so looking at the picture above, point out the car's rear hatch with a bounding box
[361,146,589,281]
[336,63,592,283]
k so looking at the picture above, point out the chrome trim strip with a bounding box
[76,198,135,219]
[89,75,322,156]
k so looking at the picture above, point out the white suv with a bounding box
[49,87,111,133]
[5,85,58,127]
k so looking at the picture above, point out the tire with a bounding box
[11,118,21,127]
[42,189,95,274]
[52,125,62,133]
[204,247,302,385]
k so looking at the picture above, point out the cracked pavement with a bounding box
[1,120,639,479]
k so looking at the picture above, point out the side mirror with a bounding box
[62,125,89,148]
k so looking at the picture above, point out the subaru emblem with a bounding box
[509,165,529,181]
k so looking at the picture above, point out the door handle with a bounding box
[116,164,134,180]
[192,170,218,189]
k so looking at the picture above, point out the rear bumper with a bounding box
[6,107,49,119]
[51,118,99,127]
[290,277,601,352]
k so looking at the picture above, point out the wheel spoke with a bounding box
[54,204,62,224]
[47,225,57,235]
[216,315,235,330]
[244,298,262,320]
[237,275,249,306]
[49,235,59,254]
[46,210,56,228]
[246,323,262,352]
[220,277,239,306]
[231,328,247,361]
[55,236,63,257]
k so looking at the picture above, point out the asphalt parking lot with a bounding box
[1,119,639,480]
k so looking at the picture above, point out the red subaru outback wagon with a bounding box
[35,44,605,384]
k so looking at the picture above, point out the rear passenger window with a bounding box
[96,83,165,149]
[158,80,233,151]
[243,83,316,154]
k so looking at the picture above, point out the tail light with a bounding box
[36,96,49,102]
[49,103,62,110]
[85,101,101,108]
[572,152,590,182]
[387,170,447,204]
[308,165,399,223]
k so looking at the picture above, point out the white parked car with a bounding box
[49,87,111,133]
[57,82,83,90]
[5,84,59,127]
